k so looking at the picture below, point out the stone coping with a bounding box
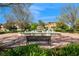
[22,32,60,36]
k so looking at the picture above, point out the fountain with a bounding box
[22,28,61,46]
[23,28,59,36]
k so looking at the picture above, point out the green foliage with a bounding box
[75,21,79,32]
[0,31,6,34]
[1,43,79,56]
[0,44,48,56]
[30,23,38,30]
[66,27,75,33]
[0,30,23,34]
[54,22,69,32]
[51,43,79,56]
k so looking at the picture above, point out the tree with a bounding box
[15,20,29,31]
[30,23,38,30]
[58,4,79,31]
[1,3,32,31]
[3,14,16,31]
[4,21,16,31]
[55,21,69,32]
[11,4,32,23]
[38,20,45,28]
[75,19,79,31]
[11,4,32,30]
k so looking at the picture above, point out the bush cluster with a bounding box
[0,43,79,56]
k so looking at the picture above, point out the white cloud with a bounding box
[29,5,45,11]
[29,4,58,22]
[29,5,44,20]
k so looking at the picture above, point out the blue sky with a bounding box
[29,3,64,23]
[0,3,79,23]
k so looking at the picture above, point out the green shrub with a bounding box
[1,43,79,56]
[51,43,79,56]
[0,31,6,34]
[55,22,69,32]
[0,44,48,56]
[66,27,75,33]
[54,28,64,32]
